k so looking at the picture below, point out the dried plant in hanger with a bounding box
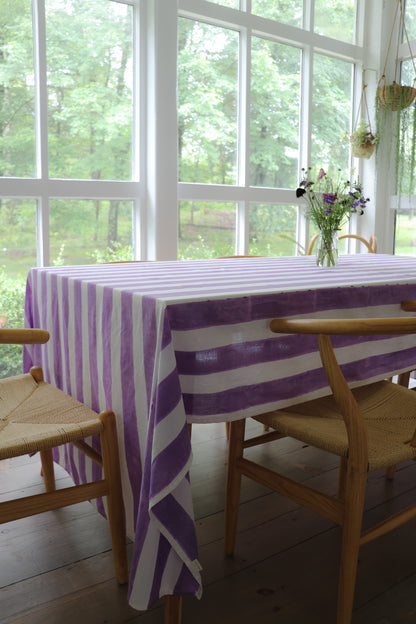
[376,0,416,199]
[350,75,376,159]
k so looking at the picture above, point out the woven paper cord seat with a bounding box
[225,317,416,624]
[254,380,416,471]
[0,328,128,585]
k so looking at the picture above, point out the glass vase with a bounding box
[316,230,339,268]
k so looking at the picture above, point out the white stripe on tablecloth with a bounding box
[81,280,91,408]
[45,272,55,386]
[96,285,106,411]
[68,278,77,399]
[110,288,136,539]
[171,304,408,352]
[159,479,203,598]
[129,521,161,609]
[152,400,188,461]
[34,256,416,301]
[132,293,150,470]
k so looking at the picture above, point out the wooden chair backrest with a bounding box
[306,233,377,256]
[269,316,416,470]
[0,328,49,345]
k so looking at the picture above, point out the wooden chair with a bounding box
[306,233,377,255]
[225,317,416,624]
[0,328,128,585]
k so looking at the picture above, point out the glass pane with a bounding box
[49,200,133,265]
[0,0,36,177]
[178,19,238,184]
[250,38,301,189]
[248,205,299,256]
[251,0,302,27]
[46,0,133,180]
[395,210,416,255]
[0,199,37,377]
[314,0,356,43]
[178,202,236,259]
[311,54,352,174]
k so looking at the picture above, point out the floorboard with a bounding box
[2,421,416,623]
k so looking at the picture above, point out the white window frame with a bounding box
[0,0,141,267]
[0,0,394,262]
[172,0,368,258]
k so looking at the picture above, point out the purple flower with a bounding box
[325,208,333,214]
[323,193,337,205]
[317,168,325,180]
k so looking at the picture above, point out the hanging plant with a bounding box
[350,76,376,159]
[350,118,376,159]
[375,0,416,199]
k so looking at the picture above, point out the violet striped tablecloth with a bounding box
[23,254,416,610]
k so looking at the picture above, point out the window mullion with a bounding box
[236,23,250,254]
[33,0,50,266]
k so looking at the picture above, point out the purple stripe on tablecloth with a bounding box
[342,346,416,382]
[154,369,183,425]
[40,270,50,381]
[50,273,64,389]
[176,333,399,376]
[142,296,158,411]
[87,282,99,413]
[101,287,113,407]
[161,308,173,351]
[183,347,416,417]
[152,492,198,560]
[174,563,201,596]
[167,283,416,331]
[76,442,88,485]
[150,423,192,499]
[73,278,84,404]
[148,535,173,606]
[120,290,142,521]
[60,275,71,396]
[183,367,327,416]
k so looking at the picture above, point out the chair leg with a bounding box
[164,595,182,624]
[337,468,367,624]
[40,449,56,492]
[224,418,245,556]
[99,411,129,584]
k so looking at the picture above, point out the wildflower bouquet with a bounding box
[296,167,369,267]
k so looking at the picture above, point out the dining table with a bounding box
[22,253,416,615]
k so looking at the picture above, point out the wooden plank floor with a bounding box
[2,420,416,623]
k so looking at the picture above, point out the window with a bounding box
[0,0,138,375]
[177,0,363,259]
[0,0,138,275]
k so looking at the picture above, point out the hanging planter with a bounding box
[377,78,416,111]
[350,77,376,160]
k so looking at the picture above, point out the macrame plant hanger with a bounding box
[350,72,375,159]
[377,0,416,111]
